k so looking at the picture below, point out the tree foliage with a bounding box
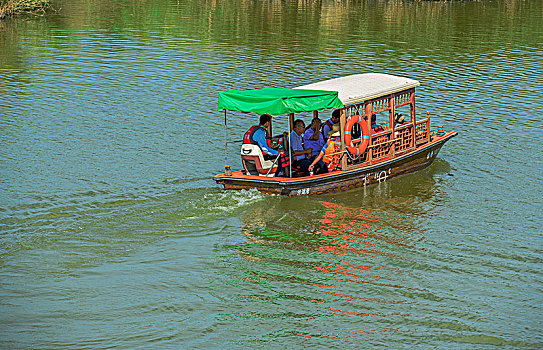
[0,0,49,19]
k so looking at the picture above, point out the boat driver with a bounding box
[243,114,288,176]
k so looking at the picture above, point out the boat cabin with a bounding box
[297,73,428,171]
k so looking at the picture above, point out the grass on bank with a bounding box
[0,0,49,19]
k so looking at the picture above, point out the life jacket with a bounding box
[243,125,261,145]
[279,152,291,169]
[243,125,277,154]
[323,138,342,170]
[321,119,334,139]
[372,124,384,133]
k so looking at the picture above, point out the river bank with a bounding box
[0,0,49,19]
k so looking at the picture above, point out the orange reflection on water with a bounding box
[305,199,420,330]
[327,306,381,317]
[322,290,409,305]
[297,332,350,340]
[316,201,380,257]
[318,200,421,253]
[302,281,334,288]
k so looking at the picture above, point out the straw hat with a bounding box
[327,124,340,137]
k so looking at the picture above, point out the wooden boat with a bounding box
[214,73,457,196]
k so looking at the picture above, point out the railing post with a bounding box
[426,111,431,141]
[390,96,395,158]
[365,102,373,164]
[411,90,416,149]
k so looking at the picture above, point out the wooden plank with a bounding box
[368,139,395,148]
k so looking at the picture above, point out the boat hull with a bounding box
[214,132,456,196]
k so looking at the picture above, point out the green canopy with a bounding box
[218,87,344,116]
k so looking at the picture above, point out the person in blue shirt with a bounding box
[244,114,278,156]
[243,114,289,176]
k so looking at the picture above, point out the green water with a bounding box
[1,0,542,348]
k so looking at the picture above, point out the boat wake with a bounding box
[201,188,266,213]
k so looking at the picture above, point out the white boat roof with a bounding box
[296,73,420,106]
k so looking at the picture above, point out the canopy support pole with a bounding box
[289,113,294,131]
[224,110,231,176]
[288,119,292,178]
[289,113,295,178]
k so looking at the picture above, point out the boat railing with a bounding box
[346,128,395,166]
[346,116,430,168]
[415,117,430,145]
[370,129,394,162]
[392,123,414,156]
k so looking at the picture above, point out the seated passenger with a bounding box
[303,117,328,175]
[321,109,341,139]
[303,117,326,158]
[243,114,289,176]
[308,125,342,173]
[371,114,384,133]
[394,113,406,127]
[289,119,313,176]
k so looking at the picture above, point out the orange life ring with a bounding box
[344,115,370,156]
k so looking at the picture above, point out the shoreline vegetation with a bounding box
[0,0,50,19]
